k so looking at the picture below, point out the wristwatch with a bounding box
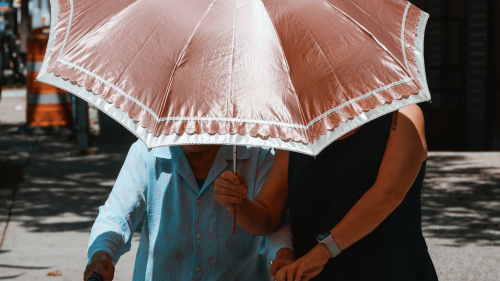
[316,231,341,258]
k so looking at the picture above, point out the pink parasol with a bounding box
[37,0,430,156]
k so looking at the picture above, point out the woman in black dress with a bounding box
[215,105,438,281]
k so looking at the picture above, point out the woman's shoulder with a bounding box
[129,139,159,164]
[399,104,425,131]
[395,104,427,158]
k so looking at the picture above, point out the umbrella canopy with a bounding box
[37,0,430,155]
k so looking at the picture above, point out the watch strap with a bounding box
[320,234,341,258]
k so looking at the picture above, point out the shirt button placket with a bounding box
[194,196,202,276]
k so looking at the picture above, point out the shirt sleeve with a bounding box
[253,148,294,262]
[87,140,149,265]
[258,212,294,262]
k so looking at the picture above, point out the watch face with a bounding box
[317,231,331,241]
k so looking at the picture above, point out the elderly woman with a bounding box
[84,143,295,281]
[215,105,438,281]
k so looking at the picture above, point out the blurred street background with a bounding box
[0,0,500,280]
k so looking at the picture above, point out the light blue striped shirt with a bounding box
[88,141,293,281]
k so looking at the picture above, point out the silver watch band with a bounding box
[319,234,341,258]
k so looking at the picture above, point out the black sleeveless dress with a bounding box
[288,113,438,281]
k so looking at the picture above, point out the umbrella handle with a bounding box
[232,145,237,235]
[87,272,103,281]
[232,205,236,235]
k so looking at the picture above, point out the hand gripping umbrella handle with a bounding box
[232,205,236,235]
[232,145,237,236]
[87,272,103,281]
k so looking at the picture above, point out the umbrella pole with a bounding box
[232,145,237,235]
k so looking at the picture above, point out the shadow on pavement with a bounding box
[0,264,51,269]
[422,153,500,247]
[0,273,25,279]
[0,112,137,233]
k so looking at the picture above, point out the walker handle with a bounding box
[87,272,103,281]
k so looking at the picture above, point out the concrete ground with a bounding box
[0,89,26,125]
[423,153,500,280]
[1,89,500,280]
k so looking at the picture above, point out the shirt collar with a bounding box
[152,146,181,160]
[153,145,249,196]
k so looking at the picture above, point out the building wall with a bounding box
[412,0,498,151]
[492,0,500,149]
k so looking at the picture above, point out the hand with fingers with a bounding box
[275,244,331,281]
[214,170,248,212]
[270,248,296,281]
[84,251,115,281]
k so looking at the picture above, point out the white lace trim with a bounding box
[401,2,412,78]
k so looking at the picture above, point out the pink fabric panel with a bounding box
[45,0,424,143]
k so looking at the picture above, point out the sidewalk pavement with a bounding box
[1,90,499,280]
[423,152,500,280]
[0,89,26,125]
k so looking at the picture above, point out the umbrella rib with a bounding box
[260,0,311,144]
[344,0,405,46]
[60,0,184,64]
[155,0,219,136]
[228,0,238,123]
[279,0,351,141]
[401,2,414,79]
[58,0,74,59]
[281,1,348,97]
[108,4,187,98]
[325,1,413,79]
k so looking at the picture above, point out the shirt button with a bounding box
[195,266,201,272]
[196,233,202,239]
[197,200,202,205]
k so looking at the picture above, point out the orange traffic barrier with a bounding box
[26,27,72,126]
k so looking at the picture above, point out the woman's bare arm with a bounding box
[275,105,428,281]
[214,150,290,236]
[330,104,427,251]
